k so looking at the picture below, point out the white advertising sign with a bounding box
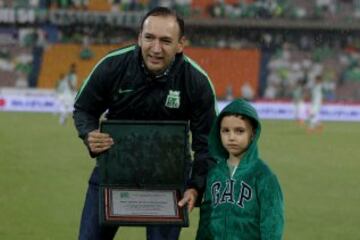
[1,88,360,122]
[218,100,360,122]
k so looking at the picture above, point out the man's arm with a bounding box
[178,73,217,210]
[73,58,113,156]
[189,77,217,193]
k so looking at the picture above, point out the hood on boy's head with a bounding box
[208,98,261,162]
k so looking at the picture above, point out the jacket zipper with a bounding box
[223,164,233,240]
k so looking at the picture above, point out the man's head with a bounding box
[315,75,323,83]
[138,7,185,75]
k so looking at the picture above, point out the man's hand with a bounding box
[87,129,114,154]
[178,188,198,212]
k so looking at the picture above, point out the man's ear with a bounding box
[176,36,186,53]
[138,32,142,46]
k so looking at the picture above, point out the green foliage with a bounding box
[1,112,360,239]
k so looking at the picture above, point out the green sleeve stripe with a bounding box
[184,55,219,115]
[75,45,136,101]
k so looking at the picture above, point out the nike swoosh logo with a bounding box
[118,89,134,94]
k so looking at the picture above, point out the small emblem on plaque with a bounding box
[120,192,129,198]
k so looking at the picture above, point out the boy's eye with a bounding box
[221,128,229,133]
[235,129,245,133]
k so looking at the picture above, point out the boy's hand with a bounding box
[178,188,198,212]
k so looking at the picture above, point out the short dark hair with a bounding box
[219,112,257,132]
[139,7,185,39]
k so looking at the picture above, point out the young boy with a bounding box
[196,98,284,240]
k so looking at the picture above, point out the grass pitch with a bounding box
[1,112,360,239]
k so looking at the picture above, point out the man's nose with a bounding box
[151,40,161,52]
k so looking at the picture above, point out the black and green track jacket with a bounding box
[196,99,284,240]
[73,44,218,192]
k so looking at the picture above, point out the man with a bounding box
[292,77,306,126]
[73,7,217,240]
[307,74,323,132]
[56,73,76,125]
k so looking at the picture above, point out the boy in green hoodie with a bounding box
[196,98,284,240]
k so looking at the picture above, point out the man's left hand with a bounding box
[178,188,198,212]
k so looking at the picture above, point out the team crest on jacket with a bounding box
[165,90,181,108]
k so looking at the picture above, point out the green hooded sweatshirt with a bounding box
[196,99,284,240]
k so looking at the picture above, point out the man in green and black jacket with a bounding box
[73,7,217,240]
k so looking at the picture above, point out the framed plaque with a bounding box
[97,120,190,226]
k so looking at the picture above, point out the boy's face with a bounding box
[138,15,185,75]
[220,115,254,159]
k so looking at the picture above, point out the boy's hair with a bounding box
[139,7,185,39]
[219,112,257,132]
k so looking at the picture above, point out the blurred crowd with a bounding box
[206,0,360,21]
[2,0,360,20]
[2,0,360,102]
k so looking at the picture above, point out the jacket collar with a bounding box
[133,45,184,83]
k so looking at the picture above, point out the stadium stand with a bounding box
[185,47,260,98]
[0,44,32,88]
[37,43,121,89]
[37,43,260,99]
[87,0,111,12]
[2,0,360,102]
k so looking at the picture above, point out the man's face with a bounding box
[138,15,185,74]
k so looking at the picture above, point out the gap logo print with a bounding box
[165,90,181,108]
[211,179,252,208]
